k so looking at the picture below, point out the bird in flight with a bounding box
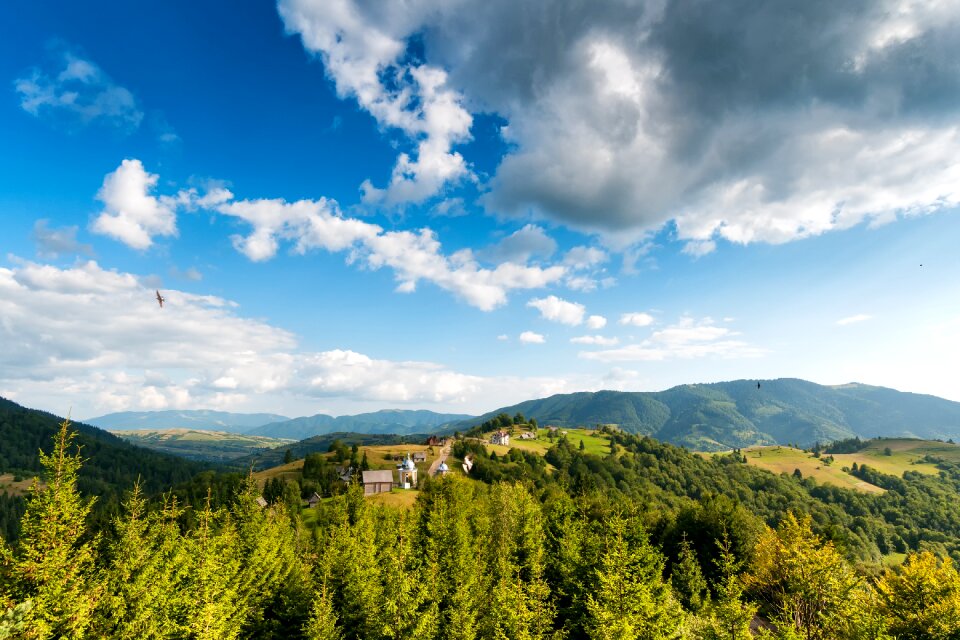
[156,290,165,308]
[757,381,761,389]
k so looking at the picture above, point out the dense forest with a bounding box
[4,418,960,638]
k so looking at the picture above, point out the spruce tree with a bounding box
[586,515,684,640]
[671,535,708,613]
[0,418,101,639]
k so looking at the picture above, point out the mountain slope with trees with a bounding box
[448,379,960,450]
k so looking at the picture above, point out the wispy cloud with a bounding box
[837,314,873,326]
[32,220,93,258]
[580,316,764,362]
[15,49,142,130]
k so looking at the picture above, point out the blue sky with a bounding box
[1,0,959,419]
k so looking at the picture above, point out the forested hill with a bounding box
[85,409,289,433]
[248,409,474,440]
[448,379,960,450]
[0,397,210,499]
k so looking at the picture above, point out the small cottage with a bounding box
[307,492,322,508]
[490,430,510,446]
[362,470,394,495]
[519,432,536,440]
[255,496,268,509]
[413,451,427,463]
[336,465,354,484]
[426,435,443,447]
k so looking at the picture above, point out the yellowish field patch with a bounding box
[741,447,885,494]
[484,428,611,457]
[0,473,39,496]
[253,459,304,487]
[368,489,420,509]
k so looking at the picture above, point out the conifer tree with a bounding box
[0,418,101,639]
[185,490,244,639]
[97,484,191,638]
[671,535,708,613]
[586,515,684,640]
[696,532,756,640]
[304,579,342,640]
[375,509,437,639]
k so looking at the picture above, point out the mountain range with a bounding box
[247,409,475,440]
[85,409,290,433]
[447,379,960,450]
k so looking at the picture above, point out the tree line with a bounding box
[4,421,960,638]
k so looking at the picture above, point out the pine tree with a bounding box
[375,509,437,639]
[304,579,341,640]
[0,418,101,639]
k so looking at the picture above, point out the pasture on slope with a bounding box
[734,438,960,494]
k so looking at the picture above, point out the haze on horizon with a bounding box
[1,0,959,420]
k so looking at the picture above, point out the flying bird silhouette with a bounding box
[757,381,761,389]
[156,290,165,308]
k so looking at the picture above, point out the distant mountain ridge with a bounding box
[445,379,960,451]
[85,410,290,433]
[248,409,475,440]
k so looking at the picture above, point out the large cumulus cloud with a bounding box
[280,0,960,250]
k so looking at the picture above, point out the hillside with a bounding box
[0,397,213,540]
[446,379,960,450]
[85,409,289,433]
[247,409,474,440]
[111,429,294,463]
[238,431,425,470]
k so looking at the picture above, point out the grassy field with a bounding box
[829,439,958,476]
[112,428,293,462]
[735,438,960,494]
[740,447,885,494]
[486,428,610,457]
[0,473,37,496]
[369,489,420,509]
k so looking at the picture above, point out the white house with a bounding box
[490,430,510,446]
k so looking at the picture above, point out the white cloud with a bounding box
[15,50,142,129]
[586,315,608,329]
[581,316,765,362]
[571,335,619,346]
[0,258,576,417]
[519,330,546,344]
[837,314,873,326]
[497,334,509,341]
[619,312,655,327]
[527,295,586,326]
[91,160,179,249]
[279,0,473,205]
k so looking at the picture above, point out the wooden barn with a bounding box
[362,470,394,495]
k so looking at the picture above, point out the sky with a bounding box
[1,0,959,420]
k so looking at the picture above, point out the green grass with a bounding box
[831,439,957,476]
[739,446,885,494]
[485,428,610,457]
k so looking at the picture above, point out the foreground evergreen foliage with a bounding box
[4,421,960,638]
